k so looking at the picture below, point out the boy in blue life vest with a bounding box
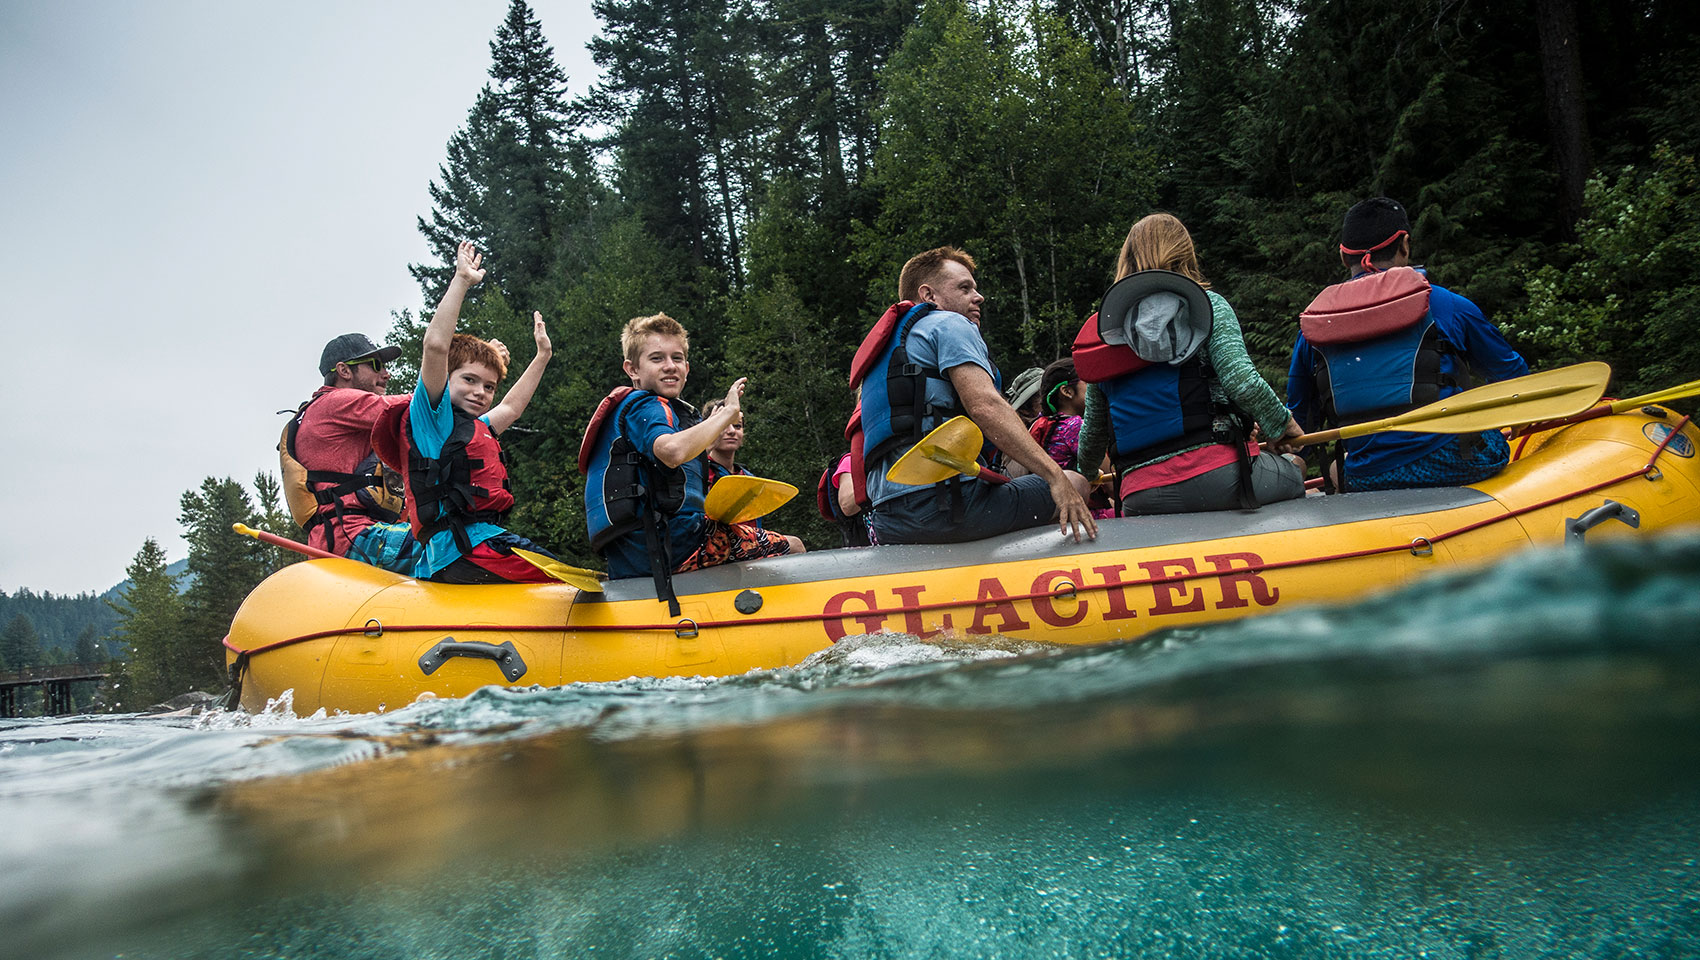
[371,241,562,583]
[1286,198,1528,491]
[579,313,805,611]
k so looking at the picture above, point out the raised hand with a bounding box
[488,339,511,369]
[721,377,747,422]
[532,311,551,358]
[455,241,485,286]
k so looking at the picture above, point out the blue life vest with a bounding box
[848,301,1000,495]
[1300,267,1460,428]
[1098,353,1222,472]
[578,387,700,614]
[857,303,955,464]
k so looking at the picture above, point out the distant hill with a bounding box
[0,560,192,656]
[100,558,192,602]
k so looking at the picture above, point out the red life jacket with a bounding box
[840,399,871,511]
[372,402,512,554]
[1299,267,1431,346]
[1029,413,1062,447]
[844,301,917,509]
[576,386,633,475]
[845,300,992,503]
[1072,311,1157,383]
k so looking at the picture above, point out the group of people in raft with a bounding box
[280,196,1527,594]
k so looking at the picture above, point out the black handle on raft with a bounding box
[1565,500,1641,546]
[417,639,528,683]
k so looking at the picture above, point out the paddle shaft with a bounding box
[1517,376,1700,434]
[233,523,335,560]
[1292,363,1610,448]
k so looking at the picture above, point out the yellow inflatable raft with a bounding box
[226,409,1700,715]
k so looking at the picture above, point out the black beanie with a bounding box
[1341,197,1410,252]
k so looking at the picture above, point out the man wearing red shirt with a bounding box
[279,334,421,572]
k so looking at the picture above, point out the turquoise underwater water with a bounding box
[3,536,1700,960]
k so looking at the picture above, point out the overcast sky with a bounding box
[0,1,602,595]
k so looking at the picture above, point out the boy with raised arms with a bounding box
[372,241,562,583]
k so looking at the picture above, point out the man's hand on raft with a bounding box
[1051,474,1097,543]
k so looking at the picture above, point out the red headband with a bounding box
[1340,230,1408,273]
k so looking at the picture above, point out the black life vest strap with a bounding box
[643,505,679,617]
[603,395,689,614]
[410,413,509,554]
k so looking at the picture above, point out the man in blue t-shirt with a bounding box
[1286,198,1528,490]
[862,247,1097,544]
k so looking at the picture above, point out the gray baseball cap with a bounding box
[319,333,402,376]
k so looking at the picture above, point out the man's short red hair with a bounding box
[898,246,978,302]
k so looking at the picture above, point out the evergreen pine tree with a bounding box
[412,0,599,311]
[863,0,1155,362]
[587,0,762,306]
[109,538,185,709]
[251,470,303,573]
[1,613,42,670]
[74,624,103,664]
[178,478,271,696]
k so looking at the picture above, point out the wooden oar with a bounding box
[1516,374,1700,434]
[886,416,1011,486]
[703,474,799,524]
[1293,361,1611,447]
[510,549,605,592]
[233,522,604,592]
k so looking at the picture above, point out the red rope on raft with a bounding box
[229,416,1690,658]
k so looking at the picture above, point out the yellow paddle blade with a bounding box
[1297,362,1611,446]
[886,416,987,485]
[510,548,605,592]
[1609,375,1700,414]
[702,474,799,525]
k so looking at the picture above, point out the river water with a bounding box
[4,535,1700,959]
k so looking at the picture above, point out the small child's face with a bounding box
[624,334,689,399]
[448,361,501,417]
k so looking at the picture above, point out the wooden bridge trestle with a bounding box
[0,662,111,718]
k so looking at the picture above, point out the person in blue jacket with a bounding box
[1286,197,1528,491]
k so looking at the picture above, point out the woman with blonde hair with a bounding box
[1075,213,1304,515]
